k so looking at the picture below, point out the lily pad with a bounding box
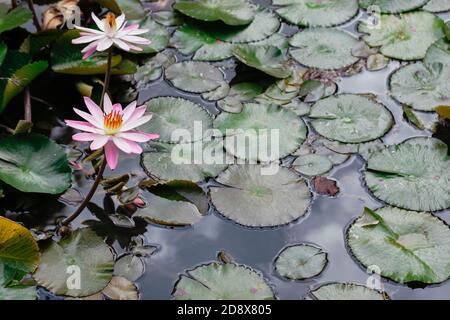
[0,133,72,194]
[290,29,359,70]
[0,5,32,34]
[0,265,36,300]
[306,282,388,300]
[273,0,359,27]
[210,164,311,227]
[165,61,226,93]
[114,254,145,282]
[309,94,394,143]
[102,276,139,300]
[139,96,212,143]
[292,154,333,176]
[232,44,292,78]
[34,228,115,297]
[141,141,231,182]
[274,244,328,280]
[174,0,256,26]
[0,216,40,274]
[424,0,450,12]
[364,137,450,212]
[129,16,169,54]
[390,62,450,111]
[94,0,145,20]
[358,12,445,60]
[173,262,275,299]
[424,39,450,67]
[135,180,207,227]
[214,103,307,162]
[218,83,263,113]
[359,0,429,13]
[348,207,450,284]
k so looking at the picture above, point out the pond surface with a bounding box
[5,1,449,300]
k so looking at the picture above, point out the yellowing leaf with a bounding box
[436,106,450,119]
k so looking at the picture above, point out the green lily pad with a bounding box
[348,207,450,284]
[0,216,40,274]
[274,244,328,280]
[359,0,429,13]
[292,154,333,176]
[114,254,145,282]
[232,43,292,78]
[364,137,450,212]
[174,0,256,26]
[0,133,71,194]
[0,5,32,34]
[273,0,358,27]
[0,50,48,112]
[214,103,307,162]
[423,0,450,12]
[210,164,311,227]
[290,28,359,70]
[218,83,263,113]
[173,262,275,299]
[34,228,115,297]
[138,96,212,143]
[165,61,226,93]
[306,282,388,300]
[141,141,231,182]
[94,0,145,20]
[389,62,450,111]
[135,180,207,227]
[358,12,445,60]
[129,16,169,54]
[424,39,450,67]
[0,265,36,300]
[309,94,394,143]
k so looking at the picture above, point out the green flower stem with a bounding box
[61,158,106,226]
[26,0,41,32]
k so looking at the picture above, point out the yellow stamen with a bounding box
[105,12,117,30]
[104,111,122,134]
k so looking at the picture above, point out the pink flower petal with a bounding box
[90,135,110,150]
[104,141,119,170]
[84,97,105,124]
[65,120,102,133]
[103,94,113,114]
[82,45,97,59]
[123,24,139,32]
[112,137,143,154]
[72,132,100,141]
[73,108,103,128]
[113,103,123,112]
[122,106,146,127]
[121,101,137,123]
[116,131,159,142]
[121,114,152,131]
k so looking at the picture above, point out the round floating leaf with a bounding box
[102,276,139,300]
[218,83,263,113]
[273,0,358,27]
[290,28,359,69]
[114,254,145,282]
[0,217,40,274]
[0,5,32,34]
[165,61,226,93]
[274,244,328,280]
[174,0,256,26]
[348,207,450,284]
[210,164,311,227]
[141,141,231,182]
[34,228,115,297]
[364,137,450,212]
[129,16,169,54]
[0,263,36,300]
[292,154,333,176]
[214,103,307,162]
[358,12,445,60]
[173,262,275,299]
[306,283,388,300]
[359,0,429,13]
[232,44,292,78]
[390,62,450,111]
[95,0,145,20]
[0,133,72,194]
[309,94,393,143]
[424,0,450,12]
[135,180,207,227]
[139,96,212,143]
[424,39,450,67]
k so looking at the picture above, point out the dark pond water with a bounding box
[5,2,450,300]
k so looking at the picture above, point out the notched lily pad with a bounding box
[210,164,311,227]
[306,282,388,300]
[359,0,429,13]
[423,0,450,13]
[274,243,328,280]
[348,207,450,284]
[291,154,333,176]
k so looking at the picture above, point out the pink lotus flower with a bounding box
[65,94,159,170]
[72,12,151,59]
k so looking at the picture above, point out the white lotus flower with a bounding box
[72,12,151,59]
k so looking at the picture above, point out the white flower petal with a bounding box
[113,38,130,52]
[121,35,151,45]
[121,114,153,131]
[72,34,105,44]
[115,14,126,30]
[91,12,106,32]
[96,38,114,51]
[74,25,105,35]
